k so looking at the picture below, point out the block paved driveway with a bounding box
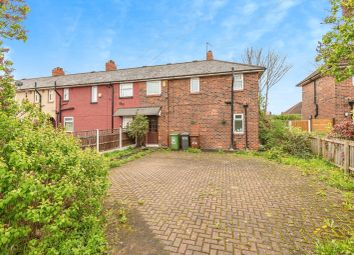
[108,151,351,255]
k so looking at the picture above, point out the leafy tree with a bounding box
[127,114,149,146]
[316,0,354,82]
[0,1,109,254]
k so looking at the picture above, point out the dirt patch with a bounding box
[105,200,168,255]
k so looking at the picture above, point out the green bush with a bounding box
[260,113,311,157]
[127,114,149,146]
[0,105,109,254]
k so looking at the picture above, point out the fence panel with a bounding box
[290,120,309,132]
[309,136,354,175]
[312,119,333,132]
[73,128,135,152]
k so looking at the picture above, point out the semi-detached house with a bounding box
[16,51,265,150]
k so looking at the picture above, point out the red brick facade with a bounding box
[301,75,354,123]
[58,73,260,150]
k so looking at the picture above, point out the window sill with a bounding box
[146,94,161,97]
[233,88,244,92]
[190,92,200,95]
[90,102,98,104]
[234,132,245,135]
[119,96,134,99]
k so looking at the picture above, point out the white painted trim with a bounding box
[233,113,245,134]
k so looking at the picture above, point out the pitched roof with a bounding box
[282,102,302,115]
[17,59,265,90]
[296,70,321,87]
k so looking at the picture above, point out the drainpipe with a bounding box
[111,83,115,130]
[230,67,235,150]
[34,82,42,111]
[54,81,62,126]
[314,80,319,118]
[243,104,248,149]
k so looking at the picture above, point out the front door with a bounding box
[146,116,158,144]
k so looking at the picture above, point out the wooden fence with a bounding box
[289,119,333,133]
[309,136,354,174]
[72,128,134,152]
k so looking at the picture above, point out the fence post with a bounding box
[317,137,321,156]
[344,141,349,173]
[96,129,100,152]
[119,127,123,148]
[289,120,292,129]
[308,119,312,132]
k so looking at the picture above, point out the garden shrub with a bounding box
[328,119,354,140]
[259,112,311,157]
[127,114,149,147]
[0,104,109,254]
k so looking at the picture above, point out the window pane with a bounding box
[91,86,97,102]
[122,116,133,128]
[64,88,69,101]
[190,78,200,93]
[120,83,133,97]
[233,74,243,90]
[64,118,74,132]
[147,81,161,95]
[234,120,243,132]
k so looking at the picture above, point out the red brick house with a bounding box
[18,51,264,150]
[297,71,354,123]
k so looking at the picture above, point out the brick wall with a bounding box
[135,73,259,150]
[301,76,353,123]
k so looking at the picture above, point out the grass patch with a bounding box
[103,147,152,168]
[185,147,202,153]
[315,235,354,255]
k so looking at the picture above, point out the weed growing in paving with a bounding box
[104,148,152,168]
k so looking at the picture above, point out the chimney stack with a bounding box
[105,60,117,71]
[52,67,65,76]
[206,50,214,60]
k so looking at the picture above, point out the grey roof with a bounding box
[114,107,161,116]
[296,70,320,87]
[18,59,265,90]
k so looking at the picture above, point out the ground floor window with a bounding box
[233,114,244,134]
[122,116,133,129]
[64,117,74,132]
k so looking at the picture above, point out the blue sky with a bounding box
[7,0,331,114]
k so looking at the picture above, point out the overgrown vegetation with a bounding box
[259,113,312,157]
[104,147,152,168]
[258,111,354,255]
[1,1,109,254]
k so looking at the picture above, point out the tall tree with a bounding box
[241,47,292,114]
[316,0,353,82]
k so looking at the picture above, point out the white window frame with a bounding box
[63,117,74,132]
[190,77,200,93]
[120,83,133,98]
[122,116,133,129]
[91,86,98,103]
[233,113,244,134]
[146,80,161,96]
[34,91,40,103]
[352,76,354,86]
[233,74,244,91]
[63,88,69,101]
[48,89,54,103]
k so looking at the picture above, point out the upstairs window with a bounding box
[63,88,69,101]
[48,89,54,102]
[233,114,244,134]
[64,117,74,132]
[34,91,40,103]
[120,83,133,98]
[91,86,98,103]
[190,78,200,93]
[146,81,161,96]
[233,74,244,91]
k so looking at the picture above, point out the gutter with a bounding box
[34,82,42,111]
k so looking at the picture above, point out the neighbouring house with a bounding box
[282,102,302,115]
[297,71,354,123]
[16,51,265,150]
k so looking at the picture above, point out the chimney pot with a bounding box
[52,67,65,76]
[206,50,214,60]
[106,60,117,71]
